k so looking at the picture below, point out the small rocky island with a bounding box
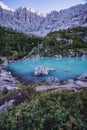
[34,66,54,76]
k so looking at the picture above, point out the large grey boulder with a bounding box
[75,80,87,88]
[77,73,87,81]
[54,55,62,58]
[0,100,15,113]
[47,77,60,85]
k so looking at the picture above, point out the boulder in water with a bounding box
[34,66,54,76]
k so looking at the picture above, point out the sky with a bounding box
[0,0,87,15]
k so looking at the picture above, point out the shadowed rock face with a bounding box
[0,2,87,36]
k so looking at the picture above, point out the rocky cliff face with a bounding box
[0,1,87,36]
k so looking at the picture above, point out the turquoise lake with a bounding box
[8,57,87,83]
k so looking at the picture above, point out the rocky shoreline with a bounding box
[35,79,87,92]
[0,69,19,91]
[0,56,87,92]
[0,57,19,91]
[35,72,87,92]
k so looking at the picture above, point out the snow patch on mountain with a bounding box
[0,1,14,11]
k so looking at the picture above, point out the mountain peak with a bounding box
[36,10,43,17]
[26,7,35,13]
[0,1,14,11]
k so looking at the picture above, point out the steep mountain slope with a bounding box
[42,4,87,33]
[0,1,87,36]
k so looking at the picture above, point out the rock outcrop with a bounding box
[77,73,87,81]
[0,1,87,36]
[35,79,87,92]
[47,77,60,85]
[0,69,18,90]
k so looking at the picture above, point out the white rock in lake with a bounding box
[34,66,54,76]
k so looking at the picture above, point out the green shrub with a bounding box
[0,91,87,130]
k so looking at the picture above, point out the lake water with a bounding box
[8,57,87,83]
